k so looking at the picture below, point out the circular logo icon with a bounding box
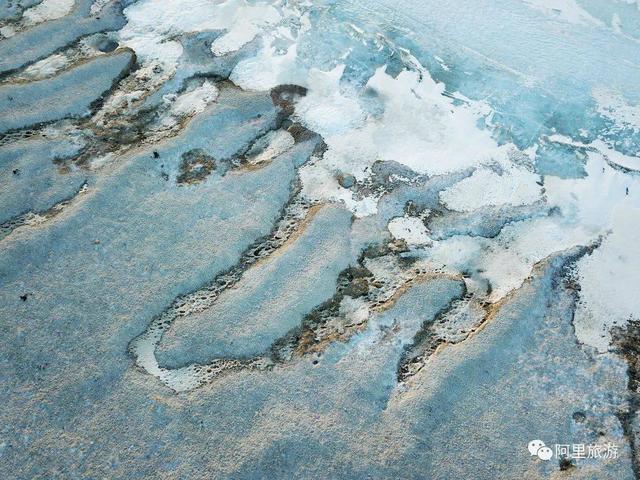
[537,446,553,461]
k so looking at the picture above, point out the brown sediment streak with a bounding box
[125,83,322,391]
[398,243,601,386]
[0,182,89,241]
[611,320,640,478]
[128,187,320,391]
[256,203,324,262]
[425,298,503,360]
[292,271,462,358]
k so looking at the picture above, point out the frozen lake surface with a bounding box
[1,0,640,478]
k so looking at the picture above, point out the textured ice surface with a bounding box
[1,0,640,478]
[156,205,354,367]
[0,49,134,133]
[0,0,126,73]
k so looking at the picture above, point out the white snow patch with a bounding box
[592,139,640,171]
[427,214,595,301]
[294,65,366,137]
[440,165,542,212]
[545,152,634,232]
[23,0,75,25]
[423,154,637,302]
[298,163,378,218]
[166,81,219,117]
[545,133,640,171]
[593,87,640,133]
[211,22,260,56]
[356,67,503,176]
[90,0,110,16]
[294,65,506,216]
[543,152,640,351]
[121,0,285,73]
[22,53,71,79]
[574,206,640,352]
[339,296,370,327]
[0,25,17,38]
[230,41,302,91]
[210,5,280,56]
[388,216,432,245]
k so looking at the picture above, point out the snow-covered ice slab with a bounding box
[1,0,639,478]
